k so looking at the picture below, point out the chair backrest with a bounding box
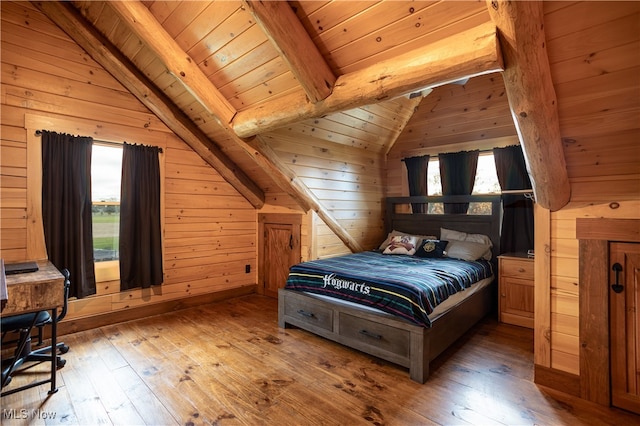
[57,269,71,322]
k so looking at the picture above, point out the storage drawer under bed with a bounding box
[338,312,411,358]
[282,295,334,332]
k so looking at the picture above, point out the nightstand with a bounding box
[498,253,534,328]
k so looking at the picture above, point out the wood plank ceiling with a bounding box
[32,0,572,249]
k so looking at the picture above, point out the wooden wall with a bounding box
[0,1,257,323]
[256,92,420,260]
[0,1,392,329]
[261,124,388,259]
[386,1,640,379]
[387,73,519,196]
[538,1,640,376]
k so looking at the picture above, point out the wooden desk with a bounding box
[0,260,64,317]
[2,260,64,316]
[1,260,65,396]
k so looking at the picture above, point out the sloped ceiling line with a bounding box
[32,0,266,209]
[107,0,237,126]
[39,0,364,252]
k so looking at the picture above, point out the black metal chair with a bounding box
[1,268,71,392]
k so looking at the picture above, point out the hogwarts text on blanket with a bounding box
[322,273,371,295]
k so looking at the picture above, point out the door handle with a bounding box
[611,263,623,293]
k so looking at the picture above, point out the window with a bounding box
[471,154,501,195]
[91,144,122,262]
[469,153,500,214]
[26,119,165,288]
[91,144,122,281]
[426,152,500,214]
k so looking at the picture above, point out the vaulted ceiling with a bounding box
[32,0,571,223]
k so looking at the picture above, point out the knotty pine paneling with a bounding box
[544,200,640,374]
[386,73,518,197]
[133,0,296,112]
[262,127,386,258]
[1,1,258,323]
[545,1,640,193]
[293,1,490,75]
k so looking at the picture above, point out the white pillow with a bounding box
[440,227,493,260]
[382,235,420,255]
[445,240,491,261]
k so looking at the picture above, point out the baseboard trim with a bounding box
[534,364,580,397]
[58,285,257,336]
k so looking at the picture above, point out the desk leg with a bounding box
[48,307,58,395]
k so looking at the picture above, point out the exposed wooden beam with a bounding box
[32,0,265,208]
[108,0,236,125]
[487,0,571,211]
[51,0,361,252]
[232,22,504,138]
[243,0,336,103]
[108,0,360,253]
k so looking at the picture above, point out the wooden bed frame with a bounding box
[278,195,502,383]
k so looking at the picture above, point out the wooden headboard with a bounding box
[385,195,502,258]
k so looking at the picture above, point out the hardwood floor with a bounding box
[1,294,638,425]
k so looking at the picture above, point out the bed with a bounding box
[278,195,502,383]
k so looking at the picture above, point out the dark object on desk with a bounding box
[4,261,39,275]
[1,268,71,396]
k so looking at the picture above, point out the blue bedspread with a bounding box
[285,251,493,327]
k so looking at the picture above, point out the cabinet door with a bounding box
[259,214,302,299]
[500,276,534,328]
[610,242,640,414]
[264,223,295,298]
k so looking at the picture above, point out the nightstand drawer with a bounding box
[498,254,534,329]
[500,258,534,280]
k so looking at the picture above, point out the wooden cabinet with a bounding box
[258,214,302,298]
[609,242,640,414]
[498,253,534,329]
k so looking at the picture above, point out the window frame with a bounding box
[26,114,165,288]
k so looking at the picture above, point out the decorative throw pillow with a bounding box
[445,240,492,261]
[414,239,448,258]
[382,235,420,255]
[378,230,437,251]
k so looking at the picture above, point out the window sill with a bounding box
[95,259,119,283]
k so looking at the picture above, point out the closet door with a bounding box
[610,242,640,414]
[258,214,301,298]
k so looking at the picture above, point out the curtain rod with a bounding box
[401,147,498,161]
[35,130,163,153]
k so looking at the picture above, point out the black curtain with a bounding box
[439,150,479,214]
[494,145,534,254]
[41,130,96,299]
[119,143,163,290]
[404,155,429,213]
